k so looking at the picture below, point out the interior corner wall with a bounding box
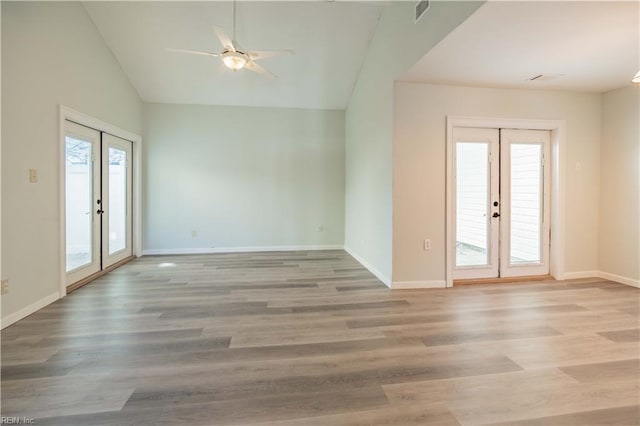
[1,2,143,321]
[393,82,602,283]
[344,1,484,285]
[142,103,345,253]
[599,85,640,283]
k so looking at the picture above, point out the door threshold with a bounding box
[67,256,136,294]
[454,274,554,286]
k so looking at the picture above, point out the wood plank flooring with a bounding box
[1,250,639,425]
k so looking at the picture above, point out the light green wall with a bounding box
[143,103,345,252]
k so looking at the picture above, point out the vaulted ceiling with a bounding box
[83,1,382,110]
[85,1,637,111]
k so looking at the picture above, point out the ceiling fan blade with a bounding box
[165,48,219,57]
[248,49,295,61]
[213,26,235,52]
[232,39,246,53]
[245,61,276,79]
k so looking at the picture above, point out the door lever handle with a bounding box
[492,212,500,218]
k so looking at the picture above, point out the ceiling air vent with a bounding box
[527,74,564,82]
[415,0,430,23]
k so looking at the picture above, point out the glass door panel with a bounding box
[456,142,489,266]
[108,147,127,254]
[65,137,93,271]
[510,143,542,264]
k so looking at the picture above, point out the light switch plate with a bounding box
[29,169,38,183]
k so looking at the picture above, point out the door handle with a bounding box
[492,212,500,218]
[97,209,104,215]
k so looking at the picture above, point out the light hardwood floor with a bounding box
[1,250,639,425]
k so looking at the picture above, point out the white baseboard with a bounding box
[392,280,447,289]
[1,291,60,330]
[563,270,639,288]
[563,271,600,280]
[142,245,344,256]
[597,271,639,288]
[344,246,391,288]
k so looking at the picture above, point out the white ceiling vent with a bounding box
[526,74,564,82]
[415,0,430,23]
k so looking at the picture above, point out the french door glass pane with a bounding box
[510,144,542,264]
[456,142,489,266]
[108,147,127,255]
[65,137,93,272]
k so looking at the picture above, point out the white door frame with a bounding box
[59,105,142,298]
[446,116,565,288]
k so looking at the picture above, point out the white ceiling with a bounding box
[83,1,382,110]
[403,1,639,93]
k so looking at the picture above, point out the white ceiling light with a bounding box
[222,51,248,70]
[632,71,640,83]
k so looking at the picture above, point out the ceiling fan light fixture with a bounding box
[165,0,292,78]
[633,71,640,83]
[222,51,247,70]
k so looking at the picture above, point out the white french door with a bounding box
[102,134,133,268]
[453,127,550,279]
[65,122,102,285]
[452,128,500,279]
[499,129,551,277]
[64,120,134,286]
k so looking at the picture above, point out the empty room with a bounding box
[1,1,639,425]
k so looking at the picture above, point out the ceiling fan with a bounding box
[166,1,294,78]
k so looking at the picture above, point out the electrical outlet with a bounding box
[191,230,197,238]
[1,279,9,295]
[423,239,432,251]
